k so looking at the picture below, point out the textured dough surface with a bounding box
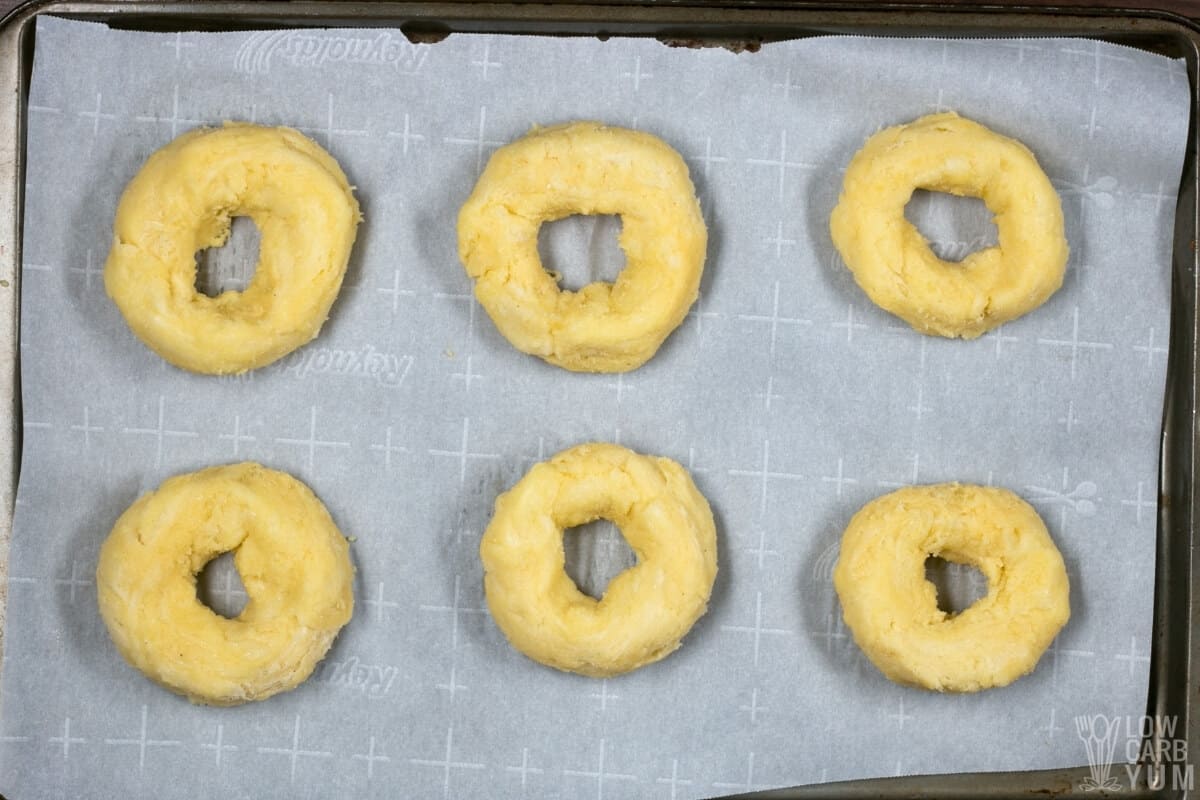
[833,483,1070,692]
[830,112,1068,338]
[104,122,361,374]
[457,121,707,372]
[96,462,355,705]
[480,443,718,677]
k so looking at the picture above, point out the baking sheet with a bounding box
[0,16,1189,799]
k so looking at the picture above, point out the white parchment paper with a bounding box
[0,16,1189,799]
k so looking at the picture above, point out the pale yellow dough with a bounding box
[480,443,718,677]
[833,483,1070,692]
[96,463,355,705]
[457,121,707,372]
[830,112,1068,338]
[104,123,361,374]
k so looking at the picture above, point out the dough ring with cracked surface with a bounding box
[104,122,361,374]
[457,121,707,373]
[830,112,1068,338]
[96,462,355,705]
[480,442,718,677]
[833,483,1070,692]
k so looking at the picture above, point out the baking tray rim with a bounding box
[0,3,1195,799]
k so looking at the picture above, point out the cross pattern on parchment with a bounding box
[656,758,694,800]
[1037,307,1114,380]
[728,439,805,519]
[720,591,791,668]
[429,418,500,489]
[55,560,93,604]
[378,267,417,311]
[773,65,803,102]
[1120,480,1156,525]
[821,457,858,499]
[589,679,619,712]
[103,705,181,775]
[713,751,771,793]
[1039,708,1064,740]
[70,405,104,447]
[365,581,401,624]
[746,130,817,201]
[1133,327,1168,368]
[409,724,485,800]
[121,395,199,469]
[1113,635,1151,677]
[878,452,921,489]
[162,32,195,61]
[737,282,812,358]
[686,290,721,336]
[219,414,256,457]
[418,574,487,651]
[1045,636,1096,685]
[745,524,780,570]
[990,323,1020,356]
[621,56,652,92]
[135,85,202,138]
[1059,399,1082,434]
[506,747,545,792]
[1063,39,1135,89]
[831,303,869,345]
[451,355,486,393]
[352,735,391,779]
[387,113,426,156]
[255,715,333,784]
[48,717,85,759]
[690,136,729,182]
[999,40,1043,63]
[740,687,767,724]
[370,425,409,469]
[296,93,369,149]
[763,220,796,259]
[275,406,350,472]
[200,723,237,767]
[444,106,504,174]
[78,92,116,138]
[69,249,102,291]
[564,738,637,799]
[435,655,469,703]
[754,374,782,412]
[885,696,913,731]
[811,611,849,654]
[471,37,502,80]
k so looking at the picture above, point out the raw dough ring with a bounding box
[104,122,361,374]
[830,112,1068,338]
[457,121,707,373]
[96,462,355,705]
[480,443,718,677]
[833,483,1070,692]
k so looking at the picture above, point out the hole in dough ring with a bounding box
[457,121,708,373]
[830,112,1068,338]
[96,462,355,705]
[104,123,361,374]
[833,483,1070,692]
[480,442,718,677]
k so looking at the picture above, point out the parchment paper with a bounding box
[0,16,1189,799]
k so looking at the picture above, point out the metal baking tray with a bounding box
[0,2,1195,798]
